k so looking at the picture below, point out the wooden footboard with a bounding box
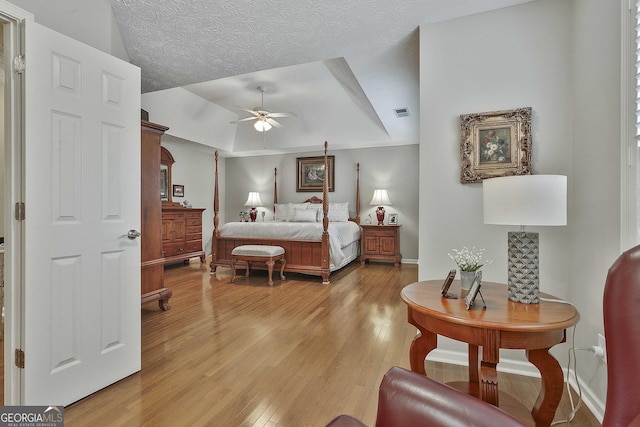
[212,237,330,282]
[210,142,359,284]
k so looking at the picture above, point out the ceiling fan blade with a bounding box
[230,116,258,124]
[269,112,297,118]
[232,105,259,115]
[266,118,283,128]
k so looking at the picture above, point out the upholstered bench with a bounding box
[230,245,286,286]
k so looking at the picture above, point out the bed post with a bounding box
[273,167,278,214]
[321,141,331,284]
[355,162,360,224]
[209,150,220,273]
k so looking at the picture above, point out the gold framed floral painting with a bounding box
[459,107,532,183]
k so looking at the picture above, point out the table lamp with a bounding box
[244,191,262,222]
[370,189,392,225]
[483,175,567,304]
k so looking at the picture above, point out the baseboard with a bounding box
[426,349,605,423]
[400,258,418,265]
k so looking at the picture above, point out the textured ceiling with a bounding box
[108,0,533,154]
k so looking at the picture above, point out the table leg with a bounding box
[527,348,564,427]
[407,309,437,375]
[480,361,499,406]
[479,331,500,406]
[468,344,479,384]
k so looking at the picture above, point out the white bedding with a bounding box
[219,221,361,267]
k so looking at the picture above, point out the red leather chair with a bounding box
[325,366,524,427]
[603,245,640,427]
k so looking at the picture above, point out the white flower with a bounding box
[448,247,492,272]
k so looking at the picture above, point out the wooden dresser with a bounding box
[141,121,172,310]
[162,206,206,265]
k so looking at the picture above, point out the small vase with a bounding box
[375,206,385,225]
[460,270,477,291]
[249,207,258,222]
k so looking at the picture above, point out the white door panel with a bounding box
[23,21,141,405]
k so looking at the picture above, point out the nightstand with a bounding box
[360,224,402,266]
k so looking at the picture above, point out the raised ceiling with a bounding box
[109,0,533,155]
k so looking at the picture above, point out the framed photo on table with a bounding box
[388,213,398,225]
[459,107,532,183]
[441,269,457,299]
[296,155,335,192]
[465,271,485,310]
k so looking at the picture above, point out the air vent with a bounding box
[394,107,410,118]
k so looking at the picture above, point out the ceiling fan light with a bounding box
[254,119,272,132]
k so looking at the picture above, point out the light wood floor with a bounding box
[63,260,600,426]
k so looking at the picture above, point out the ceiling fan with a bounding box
[230,86,297,132]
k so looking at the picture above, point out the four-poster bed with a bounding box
[209,142,361,284]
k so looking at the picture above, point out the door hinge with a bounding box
[13,54,25,75]
[15,202,25,221]
[15,349,24,369]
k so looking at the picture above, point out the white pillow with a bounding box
[292,207,317,222]
[307,204,323,222]
[286,203,309,221]
[274,203,288,221]
[328,202,350,222]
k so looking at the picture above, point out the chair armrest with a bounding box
[375,367,525,427]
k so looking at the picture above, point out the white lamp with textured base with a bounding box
[483,175,567,304]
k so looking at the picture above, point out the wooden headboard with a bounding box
[304,196,323,204]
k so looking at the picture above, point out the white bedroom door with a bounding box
[21,20,141,405]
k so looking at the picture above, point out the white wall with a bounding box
[11,0,129,61]
[419,0,621,418]
[142,88,238,152]
[225,144,420,260]
[420,0,573,287]
[569,0,622,412]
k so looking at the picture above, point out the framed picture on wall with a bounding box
[173,184,184,197]
[459,107,532,183]
[296,155,335,192]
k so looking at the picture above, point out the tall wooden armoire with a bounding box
[141,120,172,310]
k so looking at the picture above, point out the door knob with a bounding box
[126,229,141,240]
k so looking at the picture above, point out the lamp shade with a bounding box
[254,119,272,132]
[370,189,392,206]
[483,175,566,226]
[244,192,262,207]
